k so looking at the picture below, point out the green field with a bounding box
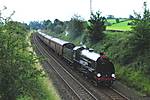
[106,19,132,31]
[106,19,116,24]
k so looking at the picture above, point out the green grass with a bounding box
[38,77,61,100]
[19,31,61,100]
[116,64,150,96]
[17,77,61,100]
[106,20,132,31]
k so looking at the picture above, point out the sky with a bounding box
[0,0,149,23]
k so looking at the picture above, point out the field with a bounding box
[106,19,132,31]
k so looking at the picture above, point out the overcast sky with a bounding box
[0,0,149,23]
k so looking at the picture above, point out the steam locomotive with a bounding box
[37,31,115,86]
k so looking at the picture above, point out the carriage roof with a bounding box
[44,34,53,40]
[38,31,53,39]
[51,37,71,46]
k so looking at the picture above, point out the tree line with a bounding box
[29,12,106,43]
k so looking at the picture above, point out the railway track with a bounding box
[32,33,130,100]
[32,34,98,100]
[100,87,130,100]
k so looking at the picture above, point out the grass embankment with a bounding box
[18,32,61,100]
[46,30,150,96]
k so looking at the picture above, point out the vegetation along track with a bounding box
[32,33,129,100]
[32,33,98,100]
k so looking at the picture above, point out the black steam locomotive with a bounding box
[37,31,115,86]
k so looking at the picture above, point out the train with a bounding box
[37,31,115,87]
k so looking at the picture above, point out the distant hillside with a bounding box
[106,19,132,31]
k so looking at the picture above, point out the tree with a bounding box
[116,18,120,23]
[67,15,84,38]
[87,11,106,43]
[130,2,150,54]
[43,20,52,30]
[52,19,64,34]
[107,15,115,19]
[128,2,150,73]
[29,21,44,30]
[0,6,15,23]
[129,14,134,19]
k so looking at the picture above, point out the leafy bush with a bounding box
[116,18,120,23]
[116,65,150,95]
[67,15,84,39]
[87,11,106,43]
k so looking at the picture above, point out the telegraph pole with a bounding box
[90,0,92,14]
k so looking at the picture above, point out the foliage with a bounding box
[107,15,115,19]
[67,15,84,38]
[42,20,52,30]
[0,6,15,23]
[116,65,150,96]
[87,11,106,43]
[51,19,64,34]
[128,2,150,73]
[129,15,134,19]
[130,2,150,54]
[0,21,44,100]
[29,19,65,34]
[29,21,44,30]
[116,18,120,23]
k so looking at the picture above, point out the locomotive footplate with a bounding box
[96,77,115,81]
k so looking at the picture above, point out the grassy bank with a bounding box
[17,32,61,100]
